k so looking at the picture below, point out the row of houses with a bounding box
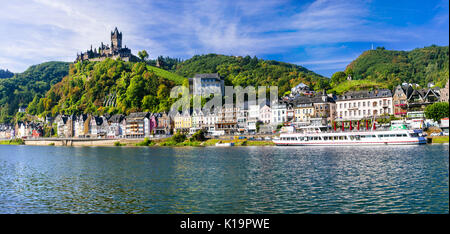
[1,76,448,138]
[52,112,173,138]
[0,122,44,139]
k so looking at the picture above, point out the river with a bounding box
[0,144,448,213]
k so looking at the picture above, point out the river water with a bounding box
[0,144,448,213]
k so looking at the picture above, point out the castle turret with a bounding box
[111,27,122,50]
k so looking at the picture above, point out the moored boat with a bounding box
[215,142,234,147]
[273,129,426,146]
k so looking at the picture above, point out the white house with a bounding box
[259,104,271,124]
[271,102,287,126]
[336,89,393,121]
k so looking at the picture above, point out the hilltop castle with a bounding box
[75,27,138,62]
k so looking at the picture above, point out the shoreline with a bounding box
[13,138,276,147]
[1,138,448,147]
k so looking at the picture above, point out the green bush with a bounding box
[135,137,153,146]
[189,129,206,142]
[172,133,186,143]
[425,102,449,122]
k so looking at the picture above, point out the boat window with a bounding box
[390,134,396,137]
[402,134,407,137]
[355,135,361,140]
[350,135,355,140]
[409,133,419,137]
[396,134,403,137]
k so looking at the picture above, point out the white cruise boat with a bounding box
[273,126,426,146]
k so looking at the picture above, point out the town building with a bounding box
[203,109,218,132]
[216,104,237,134]
[174,110,192,134]
[154,112,173,135]
[125,112,150,137]
[0,124,14,139]
[336,89,393,121]
[74,114,90,138]
[290,83,314,97]
[191,109,204,134]
[271,102,287,126]
[236,103,249,133]
[407,88,440,112]
[107,114,126,138]
[393,84,414,117]
[259,104,272,125]
[189,73,225,96]
[247,103,260,133]
[89,116,108,138]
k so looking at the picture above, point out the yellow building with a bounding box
[174,111,192,134]
[294,104,315,122]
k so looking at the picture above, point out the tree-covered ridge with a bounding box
[0,61,70,123]
[174,54,330,95]
[28,59,179,118]
[345,45,449,88]
[0,69,14,79]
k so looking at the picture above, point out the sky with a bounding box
[0,0,448,77]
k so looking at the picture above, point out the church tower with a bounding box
[111,27,122,50]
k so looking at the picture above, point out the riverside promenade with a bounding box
[24,138,148,146]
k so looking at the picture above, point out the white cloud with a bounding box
[0,0,447,76]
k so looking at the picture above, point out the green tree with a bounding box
[190,129,206,142]
[425,102,449,122]
[138,50,149,61]
[331,71,347,87]
[173,132,186,143]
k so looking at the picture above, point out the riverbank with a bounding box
[0,138,24,145]
[18,136,448,147]
[21,137,276,147]
[430,136,449,144]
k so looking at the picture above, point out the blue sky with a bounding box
[0,0,448,77]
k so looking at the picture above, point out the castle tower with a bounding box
[111,27,122,50]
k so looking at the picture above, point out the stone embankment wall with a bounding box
[24,138,145,146]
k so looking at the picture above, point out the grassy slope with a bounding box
[329,80,388,95]
[146,65,186,85]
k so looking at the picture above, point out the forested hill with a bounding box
[344,45,449,88]
[27,59,180,119]
[0,69,14,79]
[0,61,70,123]
[174,54,329,96]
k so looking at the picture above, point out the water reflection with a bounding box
[0,144,448,214]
